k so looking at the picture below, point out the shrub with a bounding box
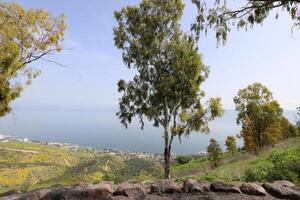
[267,149,299,183]
[175,156,192,165]
[243,148,300,183]
[243,162,273,182]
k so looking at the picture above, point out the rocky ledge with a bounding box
[1,179,300,200]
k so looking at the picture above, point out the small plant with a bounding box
[198,171,217,182]
[175,156,192,165]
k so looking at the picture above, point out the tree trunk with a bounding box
[163,123,171,178]
[164,145,171,179]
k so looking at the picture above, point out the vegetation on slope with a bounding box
[172,137,300,184]
[0,141,163,193]
[0,137,299,194]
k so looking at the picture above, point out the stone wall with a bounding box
[1,179,300,200]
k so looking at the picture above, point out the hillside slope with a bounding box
[172,137,300,183]
[0,137,299,194]
[0,141,163,193]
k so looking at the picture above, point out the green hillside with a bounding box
[172,137,300,184]
[0,137,299,194]
[0,141,163,193]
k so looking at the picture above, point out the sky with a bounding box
[8,0,300,111]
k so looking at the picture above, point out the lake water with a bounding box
[0,107,297,155]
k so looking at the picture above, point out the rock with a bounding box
[40,187,83,200]
[210,181,241,193]
[273,180,295,188]
[16,189,51,200]
[182,179,203,193]
[0,190,20,198]
[263,182,300,200]
[114,182,146,199]
[85,183,113,197]
[240,183,267,196]
[150,179,182,194]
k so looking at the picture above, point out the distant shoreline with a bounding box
[0,134,168,160]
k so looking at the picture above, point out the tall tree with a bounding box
[207,138,222,167]
[234,83,283,152]
[113,0,223,178]
[0,2,65,117]
[191,0,300,45]
[225,135,237,155]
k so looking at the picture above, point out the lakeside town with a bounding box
[0,134,184,161]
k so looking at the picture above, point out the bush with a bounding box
[243,148,300,183]
[175,156,192,165]
[267,149,299,183]
[243,162,273,182]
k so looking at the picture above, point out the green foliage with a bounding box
[115,158,162,182]
[234,82,284,152]
[207,138,222,167]
[244,147,300,183]
[281,117,298,139]
[0,1,65,117]
[171,137,300,183]
[191,0,300,45]
[243,162,273,182]
[225,135,237,155]
[113,0,223,178]
[0,141,163,193]
[198,171,217,182]
[175,155,192,165]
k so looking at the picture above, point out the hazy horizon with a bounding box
[0,108,298,155]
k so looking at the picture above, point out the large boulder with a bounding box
[40,187,83,200]
[85,183,113,198]
[17,189,51,200]
[262,182,300,200]
[210,181,241,193]
[114,182,146,199]
[182,179,203,193]
[150,179,182,194]
[273,180,295,188]
[240,183,267,196]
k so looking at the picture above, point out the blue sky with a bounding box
[10,0,300,110]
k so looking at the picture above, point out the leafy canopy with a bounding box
[0,2,65,117]
[114,0,223,178]
[114,0,223,136]
[234,82,283,152]
[192,0,300,45]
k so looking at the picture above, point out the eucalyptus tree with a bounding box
[113,0,223,178]
[234,83,283,152]
[0,2,65,117]
[191,0,300,45]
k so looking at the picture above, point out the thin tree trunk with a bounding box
[163,127,171,179]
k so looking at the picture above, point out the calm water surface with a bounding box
[0,107,297,154]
